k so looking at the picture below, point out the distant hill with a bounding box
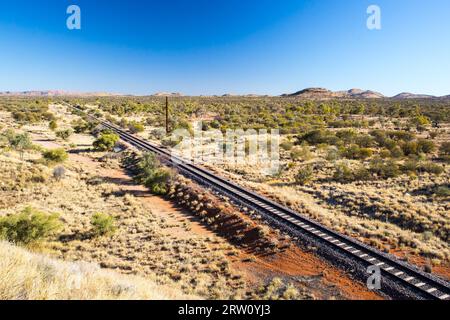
[392,92,436,99]
[282,88,449,100]
[283,88,385,99]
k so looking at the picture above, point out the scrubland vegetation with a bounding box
[0,95,449,299]
[0,241,196,300]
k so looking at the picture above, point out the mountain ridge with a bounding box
[1,89,448,99]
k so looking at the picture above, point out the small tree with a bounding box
[7,132,33,159]
[56,129,73,141]
[0,207,62,245]
[91,213,117,237]
[93,133,120,151]
[49,120,58,131]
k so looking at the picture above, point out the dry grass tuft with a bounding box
[0,241,198,300]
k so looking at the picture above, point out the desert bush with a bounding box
[49,120,58,131]
[416,139,436,154]
[72,119,95,133]
[379,149,391,159]
[294,165,314,185]
[145,169,172,194]
[390,146,404,158]
[91,213,117,237]
[410,115,431,127]
[333,163,353,183]
[290,146,312,161]
[42,148,68,163]
[297,130,337,146]
[401,141,418,156]
[280,140,294,151]
[336,129,357,143]
[341,144,373,160]
[4,130,33,155]
[55,129,73,141]
[325,147,340,161]
[0,207,61,245]
[418,162,444,175]
[429,131,439,139]
[440,142,450,156]
[432,185,450,198]
[402,160,418,173]
[136,153,173,195]
[52,166,66,181]
[128,122,145,134]
[93,132,119,151]
[355,134,376,148]
[369,159,400,179]
[333,163,371,183]
[161,136,183,148]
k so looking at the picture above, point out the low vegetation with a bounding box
[0,241,196,300]
[91,213,117,237]
[42,148,68,164]
[0,207,62,245]
[93,132,120,151]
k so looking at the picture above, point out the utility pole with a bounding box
[165,96,169,135]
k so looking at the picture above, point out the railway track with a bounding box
[74,106,450,300]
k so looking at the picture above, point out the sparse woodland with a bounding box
[0,95,449,300]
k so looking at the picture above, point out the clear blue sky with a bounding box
[0,0,449,96]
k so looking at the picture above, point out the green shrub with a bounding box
[297,130,337,146]
[49,120,58,131]
[333,163,371,183]
[355,135,375,148]
[145,169,172,194]
[93,133,120,151]
[379,149,391,159]
[326,147,340,161]
[411,115,431,127]
[290,146,313,161]
[440,142,450,156]
[418,162,444,175]
[390,146,404,158]
[433,185,450,198]
[136,153,173,195]
[369,159,400,179]
[401,141,418,156]
[280,140,294,151]
[417,139,436,154]
[0,207,62,245]
[402,160,418,173]
[72,119,95,133]
[128,122,145,134]
[342,145,373,160]
[4,130,33,153]
[56,129,73,141]
[42,148,68,163]
[294,165,314,185]
[91,213,117,237]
